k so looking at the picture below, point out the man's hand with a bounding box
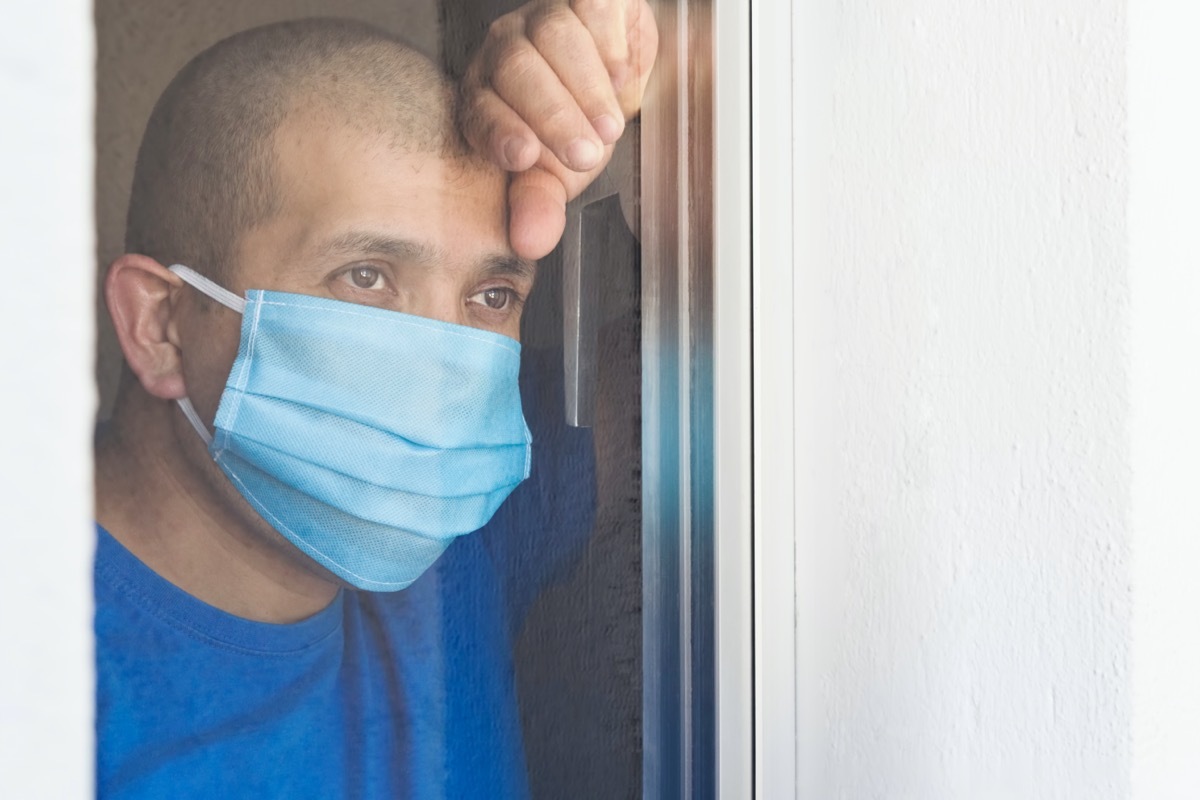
[461,0,658,260]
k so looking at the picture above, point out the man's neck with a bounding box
[95,396,340,624]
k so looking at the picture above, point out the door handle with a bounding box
[562,170,618,428]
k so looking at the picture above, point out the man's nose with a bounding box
[402,291,467,328]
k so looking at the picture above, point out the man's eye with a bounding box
[345,266,384,290]
[470,288,515,310]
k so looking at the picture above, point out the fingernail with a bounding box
[591,114,623,144]
[566,138,601,170]
[503,137,532,169]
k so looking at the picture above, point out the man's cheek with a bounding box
[180,319,242,422]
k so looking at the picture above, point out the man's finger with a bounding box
[571,0,632,88]
[508,167,569,260]
[461,82,541,172]
[527,4,625,145]
[488,37,604,172]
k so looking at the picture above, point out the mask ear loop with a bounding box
[168,264,246,314]
[177,397,214,447]
[167,264,245,447]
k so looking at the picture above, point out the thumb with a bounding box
[508,167,569,261]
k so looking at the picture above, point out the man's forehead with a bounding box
[271,113,504,203]
[212,105,525,287]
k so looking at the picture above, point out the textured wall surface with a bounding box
[812,0,1131,796]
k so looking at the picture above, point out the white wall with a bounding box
[793,0,1136,797]
[0,1,96,797]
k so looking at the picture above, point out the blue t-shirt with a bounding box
[95,353,595,798]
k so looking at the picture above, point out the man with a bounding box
[95,5,655,797]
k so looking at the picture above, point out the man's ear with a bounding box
[105,254,188,401]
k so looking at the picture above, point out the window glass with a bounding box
[92,1,651,798]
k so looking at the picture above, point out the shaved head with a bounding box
[125,18,471,284]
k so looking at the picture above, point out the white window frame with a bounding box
[640,0,802,795]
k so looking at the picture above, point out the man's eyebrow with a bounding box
[317,231,443,262]
[316,230,534,280]
[482,254,536,282]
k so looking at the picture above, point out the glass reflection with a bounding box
[93,1,650,798]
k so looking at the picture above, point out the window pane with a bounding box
[92,1,659,797]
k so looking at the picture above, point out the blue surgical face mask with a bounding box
[168,264,532,592]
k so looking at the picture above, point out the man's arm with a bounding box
[460,0,658,260]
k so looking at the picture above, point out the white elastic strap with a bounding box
[177,396,214,448]
[168,264,246,314]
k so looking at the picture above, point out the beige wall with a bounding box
[94,0,440,416]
